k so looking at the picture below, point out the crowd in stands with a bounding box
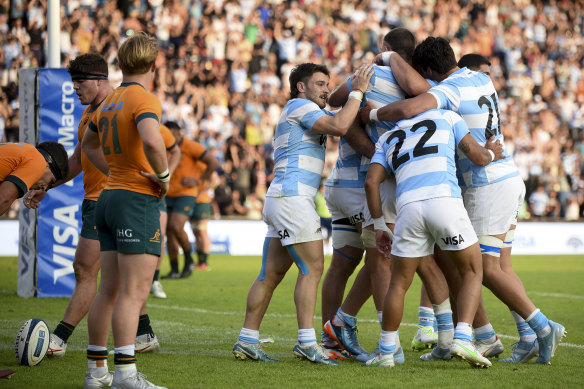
[1,0,583,221]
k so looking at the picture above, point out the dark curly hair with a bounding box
[412,37,457,75]
[289,63,330,99]
[67,53,108,80]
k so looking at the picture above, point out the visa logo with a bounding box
[440,234,465,245]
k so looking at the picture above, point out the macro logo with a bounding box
[566,236,583,250]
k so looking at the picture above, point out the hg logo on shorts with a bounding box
[117,228,133,238]
[441,234,465,245]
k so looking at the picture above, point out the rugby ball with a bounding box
[14,319,50,366]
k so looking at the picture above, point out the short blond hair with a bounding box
[117,32,159,75]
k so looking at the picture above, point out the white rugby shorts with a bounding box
[363,176,397,227]
[391,197,478,257]
[324,186,366,224]
[263,196,322,246]
[463,175,525,236]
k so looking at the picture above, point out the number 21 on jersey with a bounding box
[98,114,122,155]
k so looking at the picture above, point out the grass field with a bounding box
[1,254,583,388]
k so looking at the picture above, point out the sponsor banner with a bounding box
[3,221,584,260]
[514,222,584,255]
[36,69,85,297]
[17,69,38,298]
[185,220,264,256]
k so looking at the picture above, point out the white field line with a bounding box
[529,292,584,299]
[147,303,584,350]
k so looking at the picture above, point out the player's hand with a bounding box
[376,229,392,259]
[23,190,46,209]
[350,63,374,93]
[158,181,169,199]
[360,102,376,124]
[140,171,169,200]
[372,53,384,66]
[486,136,504,161]
[181,177,200,187]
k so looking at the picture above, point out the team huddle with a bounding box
[0,28,567,388]
[233,28,566,369]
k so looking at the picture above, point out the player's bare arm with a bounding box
[458,134,504,166]
[365,162,392,258]
[167,145,181,176]
[343,118,375,159]
[386,52,431,97]
[312,64,373,136]
[138,117,169,198]
[198,152,220,183]
[0,181,20,215]
[327,82,349,108]
[24,142,84,208]
[360,93,438,125]
[81,128,110,176]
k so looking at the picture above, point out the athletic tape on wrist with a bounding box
[156,169,170,182]
[487,149,495,162]
[370,109,379,122]
[348,90,363,101]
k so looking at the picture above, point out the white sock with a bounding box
[298,328,317,346]
[380,330,397,354]
[87,345,108,377]
[239,328,260,344]
[455,322,473,339]
[474,323,497,343]
[114,344,135,356]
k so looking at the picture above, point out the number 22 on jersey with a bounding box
[386,119,439,171]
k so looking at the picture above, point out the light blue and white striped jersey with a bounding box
[357,65,406,168]
[267,98,332,198]
[326,64,406,188]
[428,68,519,188]
[325,135,363,188]
[371,109,469,211]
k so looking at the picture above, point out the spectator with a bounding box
[0,0,583,221]
[529,184,550,217]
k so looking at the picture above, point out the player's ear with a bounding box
[296,81,306,94]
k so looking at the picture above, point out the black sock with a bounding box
[198,252,208,265]
[170,260,179,273]
[54,320,75,343]
[153,270,160,282]
[87,348,108,365]
[136,314,155,337]
[184,252,194,268]
[114,353,136,365]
